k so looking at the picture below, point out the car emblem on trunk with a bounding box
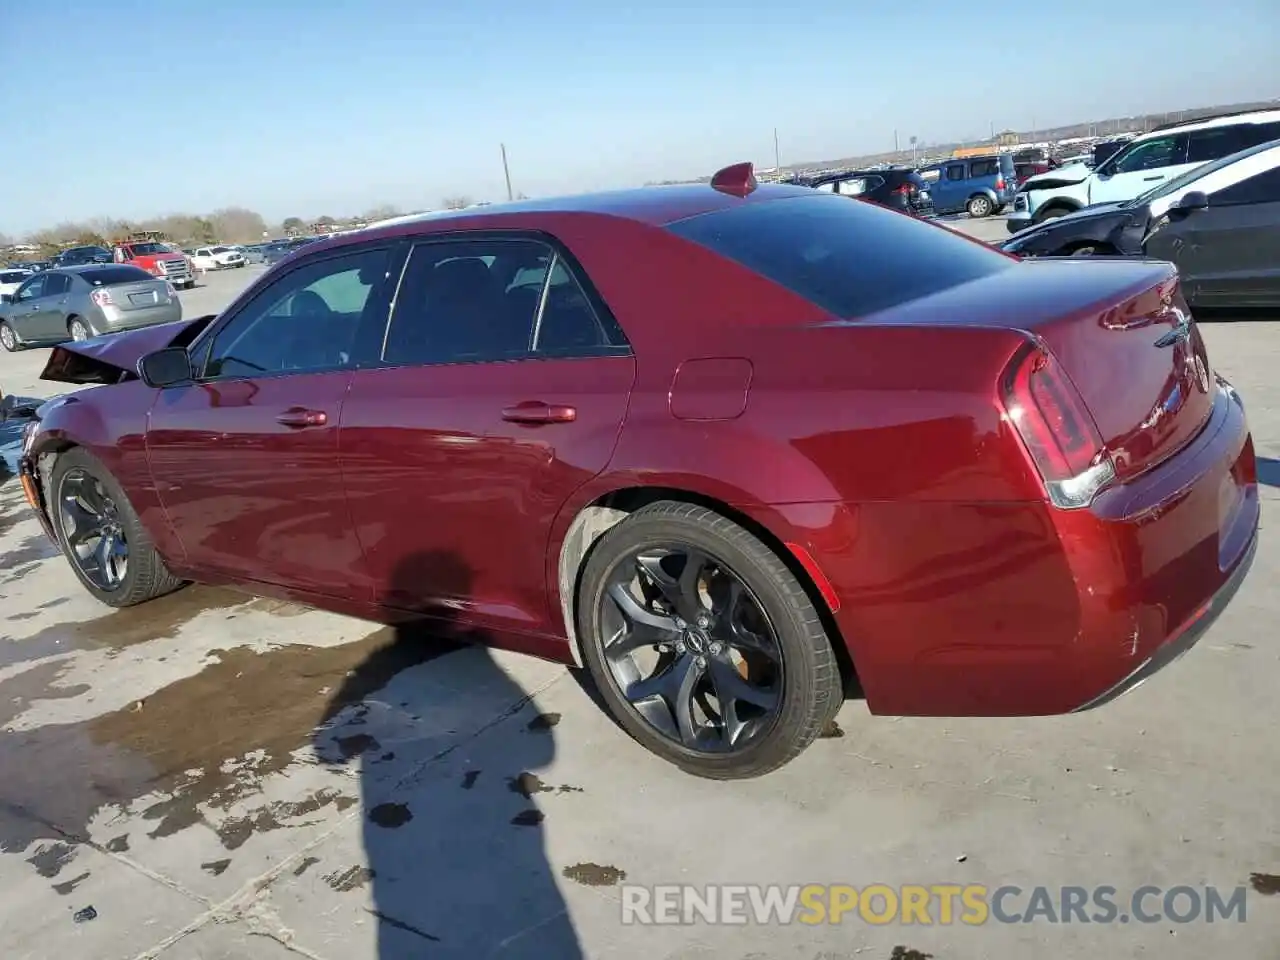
[1154,307,1191,348]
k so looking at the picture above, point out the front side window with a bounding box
[16,275,46,300]
[1110,136,1186,174]
[203,247,389,379]
[1213,166,1280,205]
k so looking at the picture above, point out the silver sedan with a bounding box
[0,264,183,351]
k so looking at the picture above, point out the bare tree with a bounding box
[441,195,473,210]
[209,207,268,244]
[362,204,401,221]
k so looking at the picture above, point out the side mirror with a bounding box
[1171,190,1209,214]
[137,347,193,388]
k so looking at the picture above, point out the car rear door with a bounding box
[145,242,397,597]
[36,272,71,337]
[338,235,635,640]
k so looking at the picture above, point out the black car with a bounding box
[1001,138,1280,309]
[54,245,113,267]
[791,167,934,216]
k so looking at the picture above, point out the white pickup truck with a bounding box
[189,246,246,271]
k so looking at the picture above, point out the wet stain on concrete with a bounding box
[1,533,61,569]
[324,865,375,892]
[507,773,584,798]
[511,809,544,827]
[461,770,480,789]
[1250,872,1280,895]
[52,871,90,895]
[890,948,934,960]
[0,659,91,727]
[0,625,461,861]
[6,611,38,622]
[334,733,381,759]
[104,834,129,853]
[368,802,413,829]
[526,712,560,732]
[819,719,845,739]
[201,859,231,877]
[2,561,42,583]
[38,598,69,610]
[293,856,320,876]
[213,789,356,850]
[366,908,440,942]
[26,841,76,877]
[562,862,626,886]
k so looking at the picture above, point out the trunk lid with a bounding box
[867,257,1214,480]
[103,278,173,312]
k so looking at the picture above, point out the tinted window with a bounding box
[1213,166,1280,205]
[42,273,70,295]
[667,194,1013,319]
[969,159,999,177]
[945,164,966,181]
[127,242,168,255]
[1244,121,1280,147]
[0,271,28,283]
[204,247,389,378]
[1186,126,1247,164]
[382,238,618,365]
[80,265,155,285]
[1111,135,1186,173]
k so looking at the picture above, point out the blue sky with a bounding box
[2,0,1276,234]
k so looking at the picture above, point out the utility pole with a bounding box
[773,128,780,170]
[500,143,513,202]
[894,129,900,154]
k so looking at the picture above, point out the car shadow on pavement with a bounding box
[1258,457,1280,489]
[312,550,583,959]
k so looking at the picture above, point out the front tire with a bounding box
[0,321,22,352]
[576,501,841,780]
[49,447,187,608]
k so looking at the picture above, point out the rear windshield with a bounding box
[667,194,1011,319]
[80,265,155,286]
[0,271,29,283]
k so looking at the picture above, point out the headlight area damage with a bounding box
[16,313,220,538]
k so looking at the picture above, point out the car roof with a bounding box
[356,182,817,236]
[1139,109,1280,140]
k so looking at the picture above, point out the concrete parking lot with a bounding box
[1,234,1278,960]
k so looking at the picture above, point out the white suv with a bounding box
[1007,109,1280,233]
[190,246,246,271]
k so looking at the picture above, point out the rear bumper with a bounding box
[98,302,183,333]
[752,380,1258,717]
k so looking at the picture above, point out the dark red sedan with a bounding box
[16,163,1258,779]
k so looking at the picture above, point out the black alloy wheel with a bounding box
[577,501,841,779]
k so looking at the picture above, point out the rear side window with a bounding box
[969,159,999,177]
[80,266,155,285]
[1186,126,1248,164]
[667,194,1012,319]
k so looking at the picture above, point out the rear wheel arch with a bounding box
[555,485,859,697]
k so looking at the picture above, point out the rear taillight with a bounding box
[995,177,1006,191]
[892,183,913,196]
[1001,342,1115,509]
[90,288,113,307]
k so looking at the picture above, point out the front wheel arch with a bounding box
[556,486,859,698]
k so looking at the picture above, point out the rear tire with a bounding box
[576,500,842,780]
[67,317,91,341]
[49,448,187,608]
[0,321,22,352]
[967,195,994,218]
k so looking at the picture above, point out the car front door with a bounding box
[339,235,635,640]
[6,273,47,340]
[1089,133,1191,205]
[1165,166,1280,307]
[145,243,397,597]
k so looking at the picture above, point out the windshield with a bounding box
[1125,140,1277,207]
[128,242,169,255]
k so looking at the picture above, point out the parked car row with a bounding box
[1002,135,1280,309]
